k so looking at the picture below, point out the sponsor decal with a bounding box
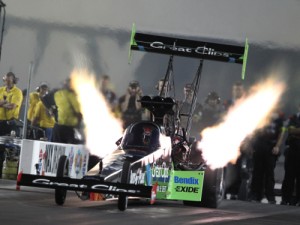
[44,145,66,174]
[145,164,152,185]
[174,176,199,185]
[150,42,230,58]
[175,186,199,193]
[75,150,83,176]
[36,149,47,175]
[33,179,87,189]
[130,168,145,184]
[157,185,167,193]
[37,149,43,175]
[68,148,74,173]
[82,154,87,176]
[32,179,142,194]
[91,184,141,194]
[152,161,170,182]
[166,171,204,201]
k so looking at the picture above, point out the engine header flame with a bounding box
[198,77,286,169]
[70,69,123,158]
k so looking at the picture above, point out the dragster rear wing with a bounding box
[129,24,249,79]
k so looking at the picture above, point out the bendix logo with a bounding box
[174,176,199,185]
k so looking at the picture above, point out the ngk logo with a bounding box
[175,186,199,193]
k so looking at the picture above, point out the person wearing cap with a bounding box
[31,84,55,141]
[118,81,143,129]
[0,72,23,178]
[27,83,49,139]
[27,88,39,123]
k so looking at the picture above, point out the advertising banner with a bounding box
[19,140,89,178]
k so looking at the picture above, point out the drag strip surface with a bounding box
[0,180,299,225]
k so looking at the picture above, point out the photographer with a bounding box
[119,81,142,129]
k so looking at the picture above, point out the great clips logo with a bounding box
[150,42,230,58]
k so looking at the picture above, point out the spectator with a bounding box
[51,78,82,144]
[274,103,300,206]
[178,83,202,139]
[224,81,251,200]
[0,72,23,178]
[250,110,284,204]
[31,83,55,141]
[119,81,142,129]
[99,75,117,108]
[198,91,224,133]
[224,81,245,110]
[27,87,40,123]
[156,78,171,97]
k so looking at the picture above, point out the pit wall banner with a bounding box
[19,140,89,178]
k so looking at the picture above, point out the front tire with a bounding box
[118,160,131,211]
[55,155,69,206]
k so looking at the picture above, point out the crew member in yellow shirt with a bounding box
[27,90,39,123]
[0,72,23,178]
[31,85,55,141]
[27,83,50,139]
[52,78,82,144]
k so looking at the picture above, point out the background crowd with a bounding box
[0,71,299,207]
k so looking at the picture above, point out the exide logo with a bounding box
[175,186,199,193]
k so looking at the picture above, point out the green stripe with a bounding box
[128,23,136,64]
[241,38,249,80]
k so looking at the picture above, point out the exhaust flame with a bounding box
[198,77,285,169]
[70,69,123,158]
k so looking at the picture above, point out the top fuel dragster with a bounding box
[17,25,249,211]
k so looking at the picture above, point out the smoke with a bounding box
[2,15,300,116]
[32,29,49,77]
[199,75,286,169]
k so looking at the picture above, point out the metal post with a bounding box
[0,1,6,62]
[22,62,34,139]
[185,59,204,138]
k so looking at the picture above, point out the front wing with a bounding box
[17,169,205,202]
[17,174,152,198]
